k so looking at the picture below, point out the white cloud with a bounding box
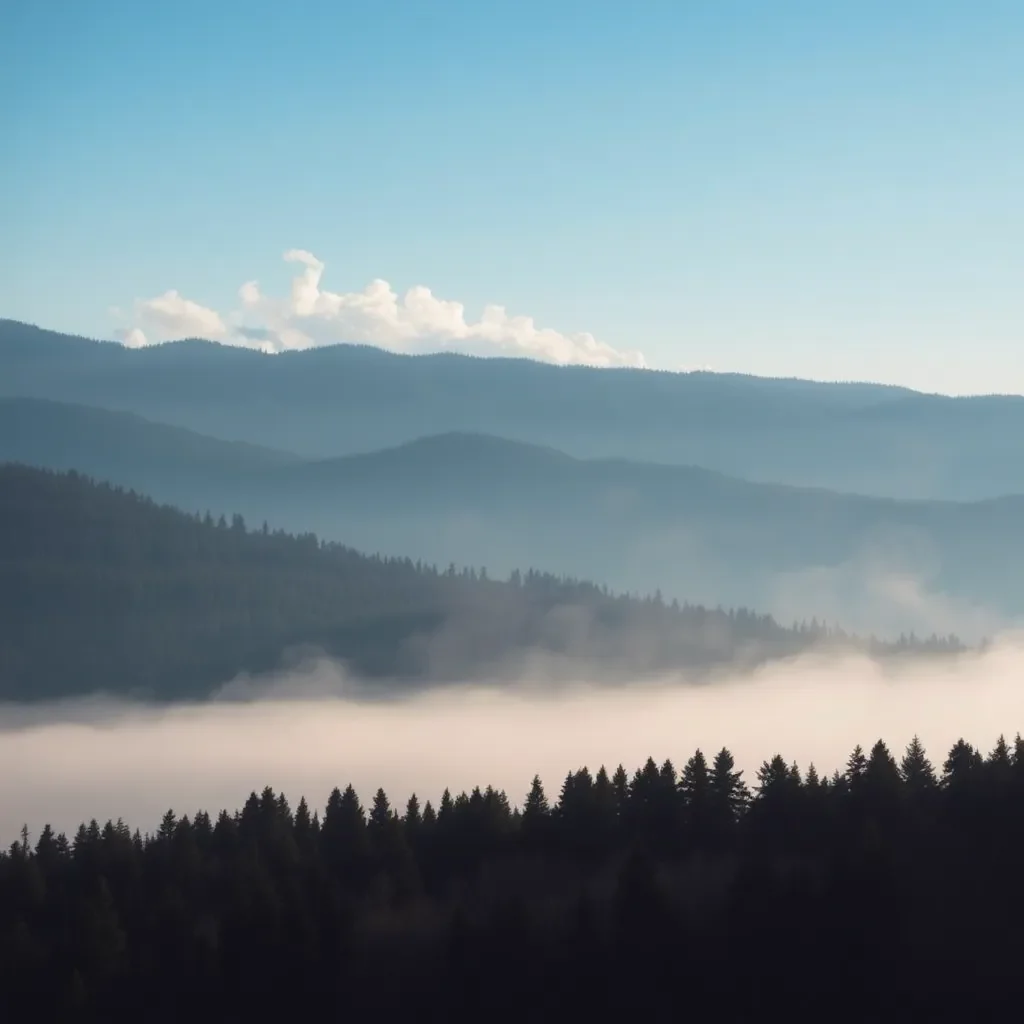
[130,290,229,343]
[238,280,261,306]
[118,327,149,349]
[118,251,646,368]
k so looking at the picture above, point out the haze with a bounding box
[3,639,1022,846]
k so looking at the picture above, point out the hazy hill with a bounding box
[4,464,952,703]
[7,319,1024,500]
[258,434,1024,637]
[2,398,1021,638]
[0,397,299,489]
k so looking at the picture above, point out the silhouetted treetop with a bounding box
[3,730,1024,1018]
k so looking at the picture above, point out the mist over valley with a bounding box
[2,640,1023,846]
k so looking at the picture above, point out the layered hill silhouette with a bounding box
[3,464,962,702]
[0,396,298,486]
[6,319,1024,500]
[2,397,1021,637]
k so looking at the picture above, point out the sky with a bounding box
[1,1,1022,392]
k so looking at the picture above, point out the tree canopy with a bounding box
[2,731,1022,1019]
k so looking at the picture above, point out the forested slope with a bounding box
[0,465,959,701]
[6,400,1024,636]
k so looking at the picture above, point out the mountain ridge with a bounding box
[3,318,1021,500]
[0,318,923,395]
[11,395,1024,508]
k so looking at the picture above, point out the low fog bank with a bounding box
[2,637,1023,845]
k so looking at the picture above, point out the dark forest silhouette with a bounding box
[2,732,1022,1020]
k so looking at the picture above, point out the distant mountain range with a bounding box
[6,319,1024,501]
[3,395,1020,639]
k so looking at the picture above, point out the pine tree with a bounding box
[757,754,798,798]
[557,770,577,819]
[708,747,748,812]
[986,735,1012,783]
[53,832,70,858]
[522,775,551,848]
[438,788,455,825]
[275,791,293,827]
[322,784,368,876]
[706,747,749,849]
[611,764,630,824]
[422,801,437,828]
[593,765,618,843]
[629,756,662,830]
[900,735,936,794]
[942,739,983,788]
[523,775,550,821]
[295,796,312,834]
[1013,734,1024,782]
[404,793,422,838]
[35,823,58,866]
[865,740,902,792]
[369,788,393,832]
[557,769,598,854]
[157,809,178,842]
[679,749,711,845]
[845,745,868,789]
[192,810,212,847]
[294,796,314,854]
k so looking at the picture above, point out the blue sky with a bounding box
[2,0,1022,392]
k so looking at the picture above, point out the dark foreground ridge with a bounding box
[2,733,1022,1020]
[0,464,962,701]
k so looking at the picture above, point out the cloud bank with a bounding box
[3,638,1024,844]
[114,251,646,368]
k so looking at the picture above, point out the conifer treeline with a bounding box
[3,733,1023,1020]
[0,464,963,701]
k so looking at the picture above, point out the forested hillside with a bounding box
[6,399,1024,637]
[2,732,1022,1019]
[0,465,960,701]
